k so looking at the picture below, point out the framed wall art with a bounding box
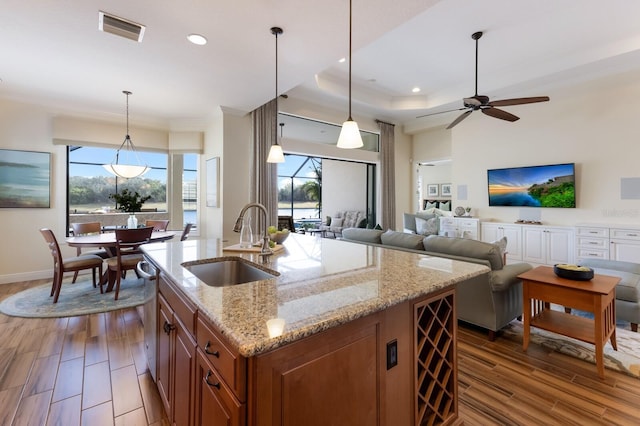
[441,183,452,197]
[0,149,50,208]
[427,184,439,197]
[206,156,219,207]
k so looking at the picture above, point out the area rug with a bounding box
[0,276,149,318]
[502,319,640,378]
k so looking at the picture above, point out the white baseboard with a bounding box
[0,269,52,285]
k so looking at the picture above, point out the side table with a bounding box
[517,266,620,379]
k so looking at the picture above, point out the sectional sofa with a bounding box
[342,228,533,339]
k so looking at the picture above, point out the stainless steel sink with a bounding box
[182,258,278,286]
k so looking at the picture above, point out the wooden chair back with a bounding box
[72,222,102,236]
[145,219,170,231]
[40,228,63,271]
[114,226,154,254]
[181,223,193,241]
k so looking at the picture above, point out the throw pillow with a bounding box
[325,216,332,226]
[492,236,508,257]
[374,224,383,230]
[331,217,344,228]
[415,216,438,236]
[439,201,451,211]
[425,200,438,209]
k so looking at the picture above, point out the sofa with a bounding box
[579,258,640,332]
[342,228,533,340]
[319,211,367,238]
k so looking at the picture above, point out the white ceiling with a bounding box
[3,0,640,132]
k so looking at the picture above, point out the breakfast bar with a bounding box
[141,234,488,425]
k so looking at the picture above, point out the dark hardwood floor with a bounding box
[1,279,639,425]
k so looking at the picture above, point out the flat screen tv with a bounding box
[487,163,576,208]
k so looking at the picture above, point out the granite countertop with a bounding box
[141,233,488,357]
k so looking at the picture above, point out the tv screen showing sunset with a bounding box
[487,163,575,208]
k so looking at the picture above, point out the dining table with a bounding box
[66,230,178,291]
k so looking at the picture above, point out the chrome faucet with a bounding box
[234,203,273,262]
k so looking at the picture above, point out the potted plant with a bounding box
[109,189,151,228]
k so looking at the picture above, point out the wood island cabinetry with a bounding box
[157,275,197,426]
[156,274,458,426]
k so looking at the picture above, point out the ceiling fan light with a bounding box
[267,143,285,163]
[337,119,363,149]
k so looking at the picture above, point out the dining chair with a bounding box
[40,228,104,303]
[105,226,153,300]
[145,219,170,231]
[70,222,109,283]
[180,223,193,241]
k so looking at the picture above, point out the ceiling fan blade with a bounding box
[488,96,550,107]
[482,107,519,122]
[416,107,467,119]
[446,110,473,129]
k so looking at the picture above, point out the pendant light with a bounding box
[337,0,363,149]
[102,91,149,178]
[267,27,285,163]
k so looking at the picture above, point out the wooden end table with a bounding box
[517,266,620,379]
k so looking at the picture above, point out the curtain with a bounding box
[379,120,396,230]
[250,99,279,233]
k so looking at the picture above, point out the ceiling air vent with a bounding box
[99,11,146,42]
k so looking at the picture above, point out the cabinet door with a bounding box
[195,350,244,426]
[157,295,173,417]
[174,319,196,426]
[611,238,640,262]
[439,217,457,237]
[481,223,499,243]
[522,227,545,264]
[501,225,522,261]
[547,229,573,265]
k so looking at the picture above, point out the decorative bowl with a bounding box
[269,231,290,245]
[553,264,594,281]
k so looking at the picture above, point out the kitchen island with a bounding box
[142,233,488,426]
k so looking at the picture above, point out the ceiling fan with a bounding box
[417,31,550,129]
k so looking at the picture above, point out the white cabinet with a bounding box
[439,217,480,240]
[522,226,574,266]
[481,223,522,262]
[575,225,640,263]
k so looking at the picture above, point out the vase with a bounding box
[239,216,253,248]
[127,213,138,229]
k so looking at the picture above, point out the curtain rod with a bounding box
[375,119,395,126]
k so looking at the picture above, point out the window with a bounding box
[67,146,198,232]
[277,155,322,221]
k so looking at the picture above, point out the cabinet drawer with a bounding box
[159,277,196,335]
[196,315,246,401]
[439,218,455,226]
[577,237,608,249]
[458,219,477,228]
[576,227,609,238]
[577,248,609,259]
[611,229,640,241]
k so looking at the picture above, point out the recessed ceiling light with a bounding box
[338,57,346,63]
[187,34,207,45]
[412,87,421,93]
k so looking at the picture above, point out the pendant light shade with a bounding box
[103,91,149,178]
[337,0,363,149]
[266,27,285,164]
[267,122,285,163]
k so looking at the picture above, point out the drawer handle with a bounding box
[204,341,220,357]
[627,233,638,237]
[588,242,599,245]
[163,321,175,335]
[588,231,598,234]
[205,370,221,389]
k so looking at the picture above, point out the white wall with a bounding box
[321,160,368,219]
[413,69,640,227]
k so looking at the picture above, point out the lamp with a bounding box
[102,91,149,178]
[267,27,285,164]
[337,0,363,149]
[267,122,285,163]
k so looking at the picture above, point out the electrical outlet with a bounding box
[386,339,398,370]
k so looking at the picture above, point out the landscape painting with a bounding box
[487,163,575,208]
[0,149,51,208]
